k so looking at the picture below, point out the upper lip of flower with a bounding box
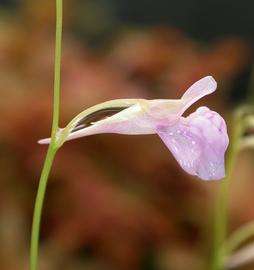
[39,76,229,181]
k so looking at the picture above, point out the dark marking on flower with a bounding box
[71,106,129,133]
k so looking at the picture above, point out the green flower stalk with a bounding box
[30,0,63,269]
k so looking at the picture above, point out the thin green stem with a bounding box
[30,0,63,270]
[52,0,63,140]
[211,115,242,270]
[212,178,229,270]
[30,145,57,270]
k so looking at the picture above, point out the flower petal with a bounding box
[38,76,218,147]
[58,102,156,142]
[179,76,217,115]
[156,106,229,180]
[145,76,217,121]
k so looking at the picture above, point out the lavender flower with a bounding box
[39,76,229,180]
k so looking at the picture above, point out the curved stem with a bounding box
[30,0,63,269]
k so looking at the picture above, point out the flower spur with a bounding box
[39,76,229,181]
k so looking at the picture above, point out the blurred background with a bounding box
[0,0,254,269]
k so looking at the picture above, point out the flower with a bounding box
[39,76,229,180]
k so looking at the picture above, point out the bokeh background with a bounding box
[0,1,254,269]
